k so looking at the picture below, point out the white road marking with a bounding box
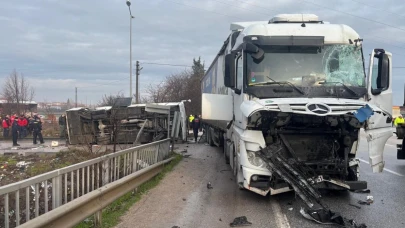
[270,199,291,228]
[359,159,404,177]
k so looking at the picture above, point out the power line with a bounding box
[347,0,404,18]
[140,62,194,68]
[140,62,209,70]
[166,0,243,20]
[297,0,405,33]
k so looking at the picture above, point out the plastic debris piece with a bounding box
[288,207,293,211]
[352,189,371,193]
[352,104,374,123]
[300,207,366,227]
[349,203,361,209]
[357,200,370,205]
[229,216,252,227]
[366,195,374,204]
[207,182,213,189]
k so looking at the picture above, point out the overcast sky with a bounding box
[0,0,404,105]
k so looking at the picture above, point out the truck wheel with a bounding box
[208,128,215,147]
[233,155,244,190]
[347,165,359,181]
[397,127,404,139]
[223,135,230,164]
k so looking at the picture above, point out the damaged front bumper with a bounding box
[241,166,367,197]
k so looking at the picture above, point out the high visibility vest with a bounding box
[189,115,194,122]
[395,117,404,126]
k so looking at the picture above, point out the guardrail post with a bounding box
[154,144,159,163]
[52,175,62,208]
[132,150,138,171]
[102,159,110,186]
[94,210,102,228]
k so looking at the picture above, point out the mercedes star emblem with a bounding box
[306,103,331,115]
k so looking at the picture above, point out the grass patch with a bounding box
[75,154,183,228]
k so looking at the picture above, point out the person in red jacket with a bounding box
[2,115,11,138]
[17,114,28,139]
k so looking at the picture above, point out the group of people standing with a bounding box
[2,113,44,146]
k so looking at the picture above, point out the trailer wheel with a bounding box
[208,128,215,147]
[397,127,405,139]
[223,134,230,164]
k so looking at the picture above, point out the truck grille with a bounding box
[263,103,364,115]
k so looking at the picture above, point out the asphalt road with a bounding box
[116,131,405,228]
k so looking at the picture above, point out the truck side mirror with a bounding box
[224,52,236,88]
[378,53,389,89]
[242,42,264,61]
[371,51,389,95]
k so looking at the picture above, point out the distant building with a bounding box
[0,99,38,115]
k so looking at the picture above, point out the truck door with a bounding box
[364,49,393,173]
[233,54,245,128]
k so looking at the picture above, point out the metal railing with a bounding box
[0,139,171,228]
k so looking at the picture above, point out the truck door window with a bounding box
[236,56,243,90]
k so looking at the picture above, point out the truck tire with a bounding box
[397,127,404,139]
[233,152,244,190]
[223,134,230,164]
[208,128,215,147]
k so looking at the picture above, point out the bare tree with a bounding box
[97,92,125,106]
[1,70,35,114]
[143,58,204,115]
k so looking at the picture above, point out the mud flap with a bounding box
[365,127,392,173]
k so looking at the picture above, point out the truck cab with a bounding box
[202,14,393,196]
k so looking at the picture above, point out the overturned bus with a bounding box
[65,102,187,145]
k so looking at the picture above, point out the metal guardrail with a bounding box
[0,139,171,228]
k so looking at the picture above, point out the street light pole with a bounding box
[126,0,134,100]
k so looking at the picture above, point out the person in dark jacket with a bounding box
[58,114,67,139]
[191,114,201,143]
[11,118,20,146]
[30,115,44,144]
[2,115,10,138]
[17,114,28,139]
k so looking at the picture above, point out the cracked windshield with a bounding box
[247,45,365,88]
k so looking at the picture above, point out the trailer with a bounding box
[201,14,393,196]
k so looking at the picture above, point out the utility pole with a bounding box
[126,0,135,98]
[135,61,142,104]
[75,87,77,108]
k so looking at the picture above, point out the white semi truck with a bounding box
[201,14,393,197]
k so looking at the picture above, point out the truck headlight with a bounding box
[247,151,266,168]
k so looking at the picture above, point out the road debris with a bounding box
[357,200,370,205]
[348,203,361,209]
[183,154,191,158]
[219,218,222,222]
[352,189,371,193]
[182,198,186,201]
[300,208,367,228]
[288,207,293,211]
[257,142,367,227]
[207,182,213,189]
[366,195,374,204]
[220,169,232,173]
[229,216,252,227]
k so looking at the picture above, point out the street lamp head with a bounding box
[126,0,131,7]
